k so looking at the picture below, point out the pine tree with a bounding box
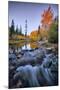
[37,25,42,40]
[19,25,22,35]
[16,25,19,34]
[10,19,15,37]
[25,19,27,37]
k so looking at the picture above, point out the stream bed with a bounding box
[9,42,58,88]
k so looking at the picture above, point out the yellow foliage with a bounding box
[30,28,48,41]
[30,30,38,40]
[30,42,39,49]
[16,35,25,39]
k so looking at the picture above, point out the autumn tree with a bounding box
[41,6,53,30]
[30,30,38,41]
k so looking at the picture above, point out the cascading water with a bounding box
[16,65,40,87]
[9,46,58,88]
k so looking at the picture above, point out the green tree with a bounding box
[16,25,19,34]
[19,25,22,35]
[10,19,15,37]
[25,20,27,37]
[48,21,58,43]
[37,25,42,41]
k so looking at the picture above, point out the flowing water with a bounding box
[9,42,58,88]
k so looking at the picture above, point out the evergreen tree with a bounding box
[48,20,58,43]
[16,25,19,34]
[25,19,27,37]
[10,19,15,37]
[37,25,42,40]
[19,25,22,35]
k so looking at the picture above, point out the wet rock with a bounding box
[42,53,55,68]
[17,54,36,66]
[29,49,35,51]
[9,54,17,61]
[36,53,45,59]
[17,54,22,59]
[16,80,23,88]
[50,57,58,72]
[9,65,15,71]
[46,47,53,54]
[9,48,13,54]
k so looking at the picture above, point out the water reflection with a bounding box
[30,42,39,49]
[9,42,39,50]
[22,44,31,50]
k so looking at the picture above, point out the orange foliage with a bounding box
[29,6,54,40]
[41,6,53,29]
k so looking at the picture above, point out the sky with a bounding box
[8,1,58,35]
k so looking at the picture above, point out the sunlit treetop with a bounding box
[41,6,54,27]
